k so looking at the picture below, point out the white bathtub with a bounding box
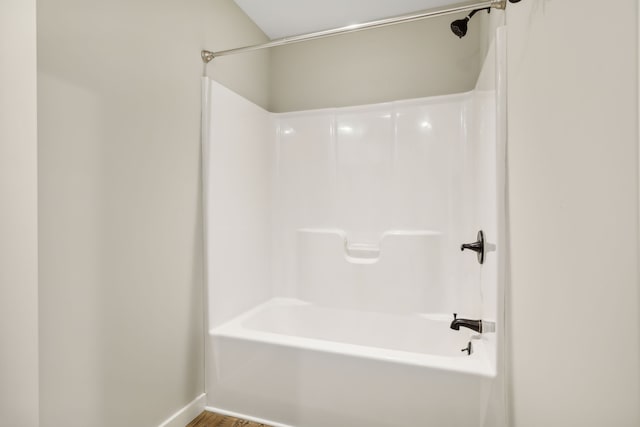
[206,298,496,427]
[214,298,492,376]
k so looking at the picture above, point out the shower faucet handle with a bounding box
[460,230,485,264]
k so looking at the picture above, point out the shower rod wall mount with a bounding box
[201,51,215,63]
[201,0,508,63]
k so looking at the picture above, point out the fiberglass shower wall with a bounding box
[204,85,489,328]
[271,96,482,316]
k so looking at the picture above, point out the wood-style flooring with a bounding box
[186,411,271,427]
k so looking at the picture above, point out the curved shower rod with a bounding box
[202,0,513,63]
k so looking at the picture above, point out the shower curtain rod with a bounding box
[201,0,505,63]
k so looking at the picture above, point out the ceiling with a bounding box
[233,0,466,40]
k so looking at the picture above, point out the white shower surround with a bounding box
[203,30,506,427]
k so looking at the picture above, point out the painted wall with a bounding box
[34,1,640,426]
[36,1,268,426]
[0,1,39,426]
[506,1,640,426]
[269,13,485,112]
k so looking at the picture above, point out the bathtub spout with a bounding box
[450,313,483,333]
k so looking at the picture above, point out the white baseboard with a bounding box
[204,405,294,427]
[158,393,207,427]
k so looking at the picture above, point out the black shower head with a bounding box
[451,1,521,38]
[450,7,490,39]
[450,17,469,38]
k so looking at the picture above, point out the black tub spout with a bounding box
[450,313,483,333]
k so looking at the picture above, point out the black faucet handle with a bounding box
[461,230,485,264]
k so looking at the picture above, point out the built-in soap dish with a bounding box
[344,242,380,264]
[296,228,442,265]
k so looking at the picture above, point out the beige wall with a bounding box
[506,1,640,426]
[0,1,39,426]
[33,1,640,426]
[268,12,484,112]
[36,1,268,426]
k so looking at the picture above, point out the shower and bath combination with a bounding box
[200,1,515,426]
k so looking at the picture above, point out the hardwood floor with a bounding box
[186,411,271,427]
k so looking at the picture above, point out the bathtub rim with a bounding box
[210,297,497,379]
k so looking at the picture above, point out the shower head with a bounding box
[450,0,522,38]
[450,7,488,39]
[450,17,469,38]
